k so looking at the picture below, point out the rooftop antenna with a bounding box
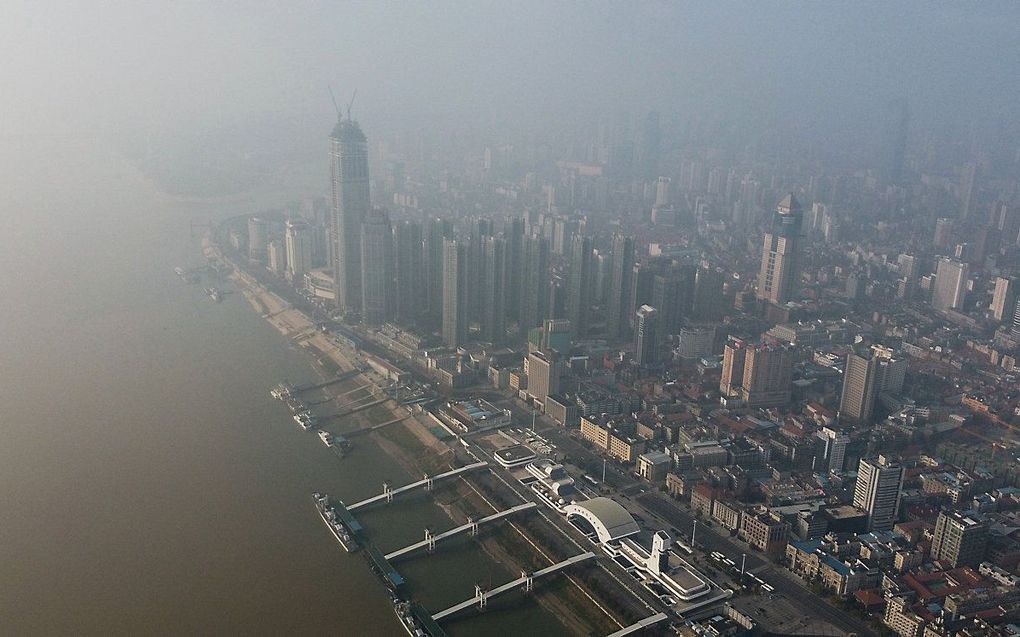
[328,86,341,118]
[346,89,357,120]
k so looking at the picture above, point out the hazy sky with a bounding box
[3,2,1019,158]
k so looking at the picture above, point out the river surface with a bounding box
[0,132,566,635]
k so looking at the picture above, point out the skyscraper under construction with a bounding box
[330,114,371,314]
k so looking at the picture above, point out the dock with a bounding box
[364,544,405,589]
[328,397,386,420]
[410,603,448,637]
[330,499,363,534]
[606,613,670,636]
[347,462,488,511]
[432,551,596,621]
[346,414,409,439]
[290,369,360,394]
[385,503,536,561]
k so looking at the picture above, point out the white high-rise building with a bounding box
[932,257,968,313]
[810,202,827,232]
[991,277,1016,322]
[853,455,904,532]
[839,345,906,425]
[654,176,672,208]
[931,511,988,568]
[634,305,659,367]
[248,216,268,261]
[285,219,313,282]
[757,194,803,306]
[526,349,560,407]
[266,240,285,275]
[816,427,849,473]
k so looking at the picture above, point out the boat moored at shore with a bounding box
[312,492,359,552]
[293,410,317,430]
[174,266,200,283]
[393,599,426,637]
[270,383,293,400]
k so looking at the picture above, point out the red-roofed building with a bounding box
[805,402,836,426]
[901,566,984,605]
[893,520,931,544]
[854,589,886,612]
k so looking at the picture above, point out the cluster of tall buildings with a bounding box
[322,115,699,353]
[246,215,317,284]
[218,99,1020,635]
[321,114,832,378]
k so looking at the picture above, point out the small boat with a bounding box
[175,267,200,283]
[293,412,308,428]
[293,410,317,430]
[270,383,293,400]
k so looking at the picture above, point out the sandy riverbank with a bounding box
[202,234,445,449]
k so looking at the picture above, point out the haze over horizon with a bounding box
[3,2,1019,179]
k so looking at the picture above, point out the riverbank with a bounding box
[0,134,408,635]
[203,233,447,448]
[204,231,622,635]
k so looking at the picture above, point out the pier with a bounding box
[306,383,372,406]
[431,551,596,621]
[333,383,374,400]
[364,544,405,589]
[385,503,536,561]
[328,397,386,419]
[409,603,448,637]
[290,369,360,394]
[606,613,670,636]
[273,369,361,400]
[347,462,488,511]
[330,500,363,534]
[346,414,409,438]
[322,384,387,419]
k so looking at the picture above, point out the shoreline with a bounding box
[203,232,620,635]
[203,232,445,450]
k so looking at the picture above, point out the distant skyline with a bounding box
[3,2,1019,167]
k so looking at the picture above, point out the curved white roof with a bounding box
[564,497,640,544]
